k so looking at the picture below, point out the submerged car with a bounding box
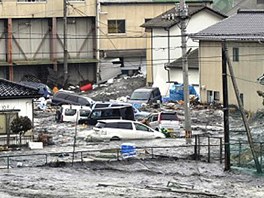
[55,104,92,123]
[128,87,162,108]
[85,105,135,125]
[87,119,165,141]
[143,111,181,137]
[52,91,94,107]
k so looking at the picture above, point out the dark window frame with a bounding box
[233,47,239,62]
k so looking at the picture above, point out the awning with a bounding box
[0,62,10,66]
[13,60,52,65]
[57,58,98,64]
[104,49,146,58]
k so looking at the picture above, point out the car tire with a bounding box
[110,136,121,141]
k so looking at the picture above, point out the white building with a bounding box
[141,4,226,96]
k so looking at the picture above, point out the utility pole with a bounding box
[178,0,192,141]
[224,45,262,173]
[222,42,230,171]
[63,0,68,87]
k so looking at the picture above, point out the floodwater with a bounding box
[0,107,264,197]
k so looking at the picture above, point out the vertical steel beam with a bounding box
[51,17,58,71]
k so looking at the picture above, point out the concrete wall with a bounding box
[0,0,96,18]
[99,3,176,50]
[0,98,34,121]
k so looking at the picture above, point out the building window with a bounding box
[257,0,264,4]
[233,47,239,62]
[207,90,213,103]
[108,20,125,34]
[240,93,244,106]
[17,0,46,2]
[214,91,220,102]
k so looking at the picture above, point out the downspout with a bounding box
[164,28,170,83]
[7,18,13,81]
[151,29,154,85]
[51,17,58,72]
[96,0,101,83]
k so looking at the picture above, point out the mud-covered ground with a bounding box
[1,75,264,198]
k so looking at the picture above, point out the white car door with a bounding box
[148,114,159,130]
[117,122,135,139]
[133,122,155,139]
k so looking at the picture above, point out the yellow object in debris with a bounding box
[53,86,59,94]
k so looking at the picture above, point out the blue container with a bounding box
[121,143,136,158]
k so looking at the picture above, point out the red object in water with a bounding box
[80,83,92,91]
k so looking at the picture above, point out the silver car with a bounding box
[143,111,181,137]
[87,119,165,141]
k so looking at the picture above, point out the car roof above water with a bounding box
[97,119,134,123]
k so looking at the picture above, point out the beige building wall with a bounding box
[199,41,264,112]
[99,4,175,50]
[0,0,96,18]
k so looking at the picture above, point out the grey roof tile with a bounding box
[0,78,41,99]
[168,48,199,69]
[191,9,264,41]
[141,5,226,28]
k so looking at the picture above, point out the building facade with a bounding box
[0,0,97,87]
[192,9,264,112]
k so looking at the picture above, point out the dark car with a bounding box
[128,87,162,108]
[83,105,135,125]
[51,91,94,107]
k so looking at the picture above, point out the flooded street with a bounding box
[1,75,264,197]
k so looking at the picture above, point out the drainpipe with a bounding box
[51,17,58,71]
[164,28,171,83]
[96,0,101,82]
[7,18,13,81]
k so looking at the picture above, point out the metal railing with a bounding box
[0,134,224,169]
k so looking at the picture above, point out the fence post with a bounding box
[81,152,83,164]
[7,156,9,169]
[238,139,241,167]
[198,135,201,156]
[220,137,223,164]
[208,137,211,163]
[45,154,48,165]
[116,149,120,160]
[151,148,154,159]
[260,143,263,167]
[194,135,198,160]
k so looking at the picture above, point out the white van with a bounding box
[55,105,91,123]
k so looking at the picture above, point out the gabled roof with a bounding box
[141,5,226,29]
[0,78,41,99]
[191,9,264,41]
[168,48,199,69]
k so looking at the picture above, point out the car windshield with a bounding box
[160,113,178,120]
[80,109,90,116]
[130,91,150,100]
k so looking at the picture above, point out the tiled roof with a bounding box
[0,78,41,99]
[168,48,199,69]
[141,5,226,28]
[191,9,264,41]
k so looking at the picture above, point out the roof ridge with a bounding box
[238,9,264,14]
